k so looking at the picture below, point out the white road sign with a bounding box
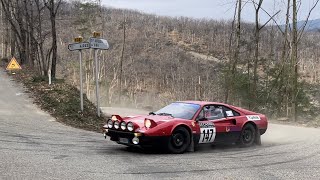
[89,38,109,50]
[68,42,90,51]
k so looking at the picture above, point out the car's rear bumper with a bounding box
[104,129,169,147]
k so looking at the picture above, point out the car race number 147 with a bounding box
[199,122,216,143]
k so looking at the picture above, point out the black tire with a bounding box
[168,127,191,154]
[237,123,256,147]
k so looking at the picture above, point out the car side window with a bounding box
[197,105,224,120]
[222,106,240,117]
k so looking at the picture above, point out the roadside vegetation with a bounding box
[1,63,107,132]
[1,0,320,127]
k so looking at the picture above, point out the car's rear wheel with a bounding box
[238,123,256,147]
[168,127,190,154]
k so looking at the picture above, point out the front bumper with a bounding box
[103,129,169,147]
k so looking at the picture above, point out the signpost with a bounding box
[90,32,109,117]
[89,38,109,50]
[68,42,90,51]
[79,50,84,112]
[74,37,83,43]
[68,37,87,112]
[67,33,109,117]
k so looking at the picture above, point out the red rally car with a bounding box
[103,101,268,153]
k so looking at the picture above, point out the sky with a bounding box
[101,0,320,23]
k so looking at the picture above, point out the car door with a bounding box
[212,105,241,143]
[195,105,218,144]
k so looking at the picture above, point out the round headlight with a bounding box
[132,137,139,145]
[107,120,113,128]
[145,119,151,128]
[127,122,134,131]
[114,121,120,129]
[120,121,126,130]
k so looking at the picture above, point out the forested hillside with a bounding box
[1,0,320,122]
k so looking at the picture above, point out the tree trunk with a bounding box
[231,0,242,103]
[278,0,291,117]
[49,0,57,79]
[291,0,298,121]
[225,0,241,104]
[118,16,126,102]
[252,0,263,110]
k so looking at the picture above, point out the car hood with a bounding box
[123,115,176,127]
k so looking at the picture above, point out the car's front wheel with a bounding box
[168,127,191,154]
[238,123,256,147]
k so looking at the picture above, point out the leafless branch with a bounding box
[297,0,320,42]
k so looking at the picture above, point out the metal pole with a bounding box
[48,69,51,85]
[94,49,100,117]
[79,50,84,112]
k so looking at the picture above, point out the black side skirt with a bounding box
[193,131,241,145]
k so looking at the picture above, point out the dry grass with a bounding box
[4,66,108,132]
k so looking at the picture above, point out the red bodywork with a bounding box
[103,101,268,148]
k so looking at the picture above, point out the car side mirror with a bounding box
[149,112,156,115]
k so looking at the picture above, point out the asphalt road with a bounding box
[1,70,320,180]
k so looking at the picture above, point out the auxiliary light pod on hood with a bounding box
[111,115,123,121]
[144,118,157,129]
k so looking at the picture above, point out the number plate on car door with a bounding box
[199,122,216,143]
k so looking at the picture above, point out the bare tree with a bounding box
[225,0,241,104]
[290,0,319,121]
[118,15,126,102]
[44,0,62,79]
[1,0,26,63]
[251,0,280,109]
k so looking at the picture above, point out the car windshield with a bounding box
[154,102,200,120]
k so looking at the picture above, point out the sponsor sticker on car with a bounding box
[246,115,261,121]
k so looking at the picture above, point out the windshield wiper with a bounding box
[157,113,174,117]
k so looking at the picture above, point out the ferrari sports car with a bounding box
[102,101,268,153]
